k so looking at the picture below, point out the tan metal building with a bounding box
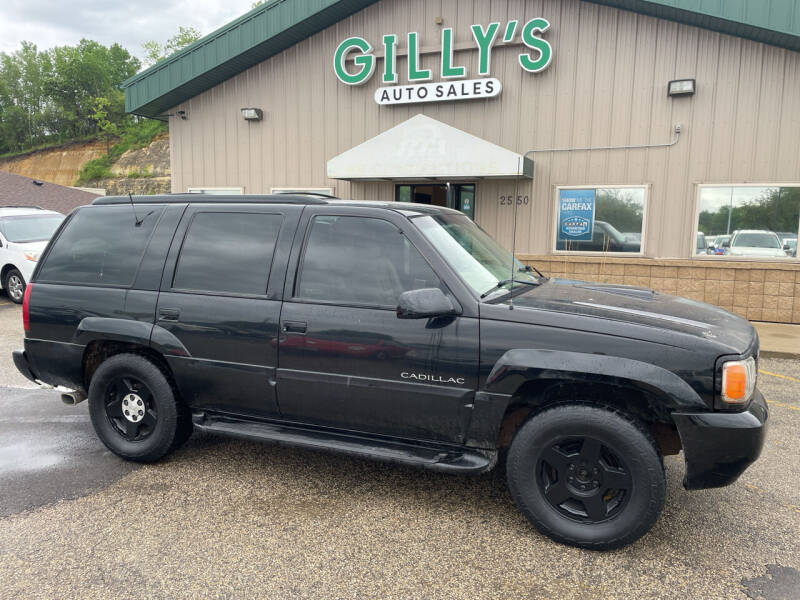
[123,0,800,323]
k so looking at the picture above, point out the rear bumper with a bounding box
[12,349,37,383]
[673,389,768,490]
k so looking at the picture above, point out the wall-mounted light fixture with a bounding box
[667,79,696,97]
[241,107,263,121]
[176,109,188,120]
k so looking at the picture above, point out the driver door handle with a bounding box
[283,321,307,334]
[158,307,180,321]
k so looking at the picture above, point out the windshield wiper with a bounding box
[520,264,548,279]
[480,279,540,299]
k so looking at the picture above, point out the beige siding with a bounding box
[169,0,800,258]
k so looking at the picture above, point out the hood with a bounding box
[498,278,756,354]
[727,247,787,257]
[7,240,48,254]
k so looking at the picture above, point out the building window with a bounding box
[554,186,646,254]
[695,186,800,259]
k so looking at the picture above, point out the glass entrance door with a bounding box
[396,183,475,219]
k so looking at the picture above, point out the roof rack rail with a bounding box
[92,194,330,206]
[0,205,44,210]
[272,191,340,199]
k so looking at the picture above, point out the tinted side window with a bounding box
[172,212,282,295]
[38,205,163,286]
[296,215,440,306]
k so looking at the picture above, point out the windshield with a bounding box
[1,214,64,243]
[413,213,539,297]
[733,232,781,248]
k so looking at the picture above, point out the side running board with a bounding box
[192,412,497,475]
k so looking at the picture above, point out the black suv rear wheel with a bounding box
[506,404,665,550]
[88,354,191,462]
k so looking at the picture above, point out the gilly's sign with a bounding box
[333,19,553,105]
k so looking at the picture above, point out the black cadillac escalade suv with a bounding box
[13,194,767,549]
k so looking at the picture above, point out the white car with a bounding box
[0,207,65,303]
[724,229,789,258]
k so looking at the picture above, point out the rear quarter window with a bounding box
[37,205,164,287]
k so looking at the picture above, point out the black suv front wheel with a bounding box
[507,404,665,550]
[88,354,191,462]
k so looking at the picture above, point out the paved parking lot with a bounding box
[0,301,798,599]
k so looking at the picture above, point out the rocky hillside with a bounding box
[0,131,172,196]
[93,133,171,196]
[0,140,108,187]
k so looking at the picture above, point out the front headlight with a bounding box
[721,356,757,406]
[24,251,41,262]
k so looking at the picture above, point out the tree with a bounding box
[92,95,121,153]
[142,26,202,67]
[0,39,139,154]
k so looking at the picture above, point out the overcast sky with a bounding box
[0,0,257,62]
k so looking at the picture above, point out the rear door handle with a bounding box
[283,321,307,334]
[158,308,180,321]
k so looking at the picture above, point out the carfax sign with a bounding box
[333,19,553,106]
[558,189,596,242]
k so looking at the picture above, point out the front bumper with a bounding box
[672,389,768,490]
[13,349,38,383]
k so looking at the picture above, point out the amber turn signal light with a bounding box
[721,357,756,405]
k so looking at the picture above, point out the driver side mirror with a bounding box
[396,288,457,319]
[722,240,731,248]
[784,243,792,252]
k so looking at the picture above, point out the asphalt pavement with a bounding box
[0,301,798,599]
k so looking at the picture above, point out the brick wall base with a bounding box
[520,255,800,324]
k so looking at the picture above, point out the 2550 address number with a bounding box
[499,195,530,206]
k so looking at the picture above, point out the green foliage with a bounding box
[595,189,644,234]
[699,188,800,236]
[142,26,202,67]
[76,155,113,182]
[126,167,153,179]
[0,39,140,154]
[76,120,167,185]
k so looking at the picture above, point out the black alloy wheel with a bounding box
[537,436,632,523]
[88,353,192,463]
[507,404,665,550]
[104,376,158,442]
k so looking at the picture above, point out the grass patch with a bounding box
[76,120,167,185]
[0,134,103,160]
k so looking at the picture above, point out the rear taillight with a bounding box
[22,282,32,333]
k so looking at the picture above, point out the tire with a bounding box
[88,353,191,463]
[4,268,25,304]
[506,404,665,550]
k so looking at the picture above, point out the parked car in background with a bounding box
[0,206,65,303]
[709,234,731,255]
[783,237,797,257]
[696,232,710,255]
[723,230,789,258]
[622,232,641,244]
[556,220,641,253]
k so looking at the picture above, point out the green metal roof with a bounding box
[122,0,380,119]
[586,1,800,51]
[124,0,800,119]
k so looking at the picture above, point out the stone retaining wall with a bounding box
[520,255,800,324]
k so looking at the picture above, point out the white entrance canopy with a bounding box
[327,114,531,181]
